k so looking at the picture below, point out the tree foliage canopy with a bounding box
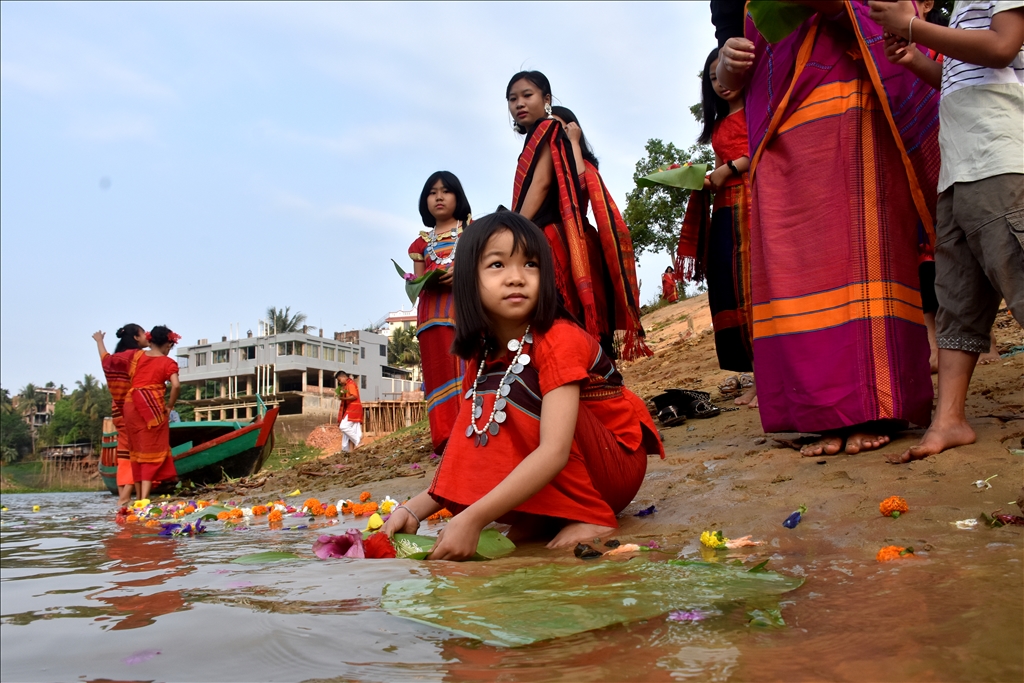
[387,326,421,368]
[267,306,307,334]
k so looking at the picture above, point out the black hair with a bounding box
[148,325,177,347]
[506,70,552,135]
[665,266,674,274]
[418,171,472,227]
[699,47,731,145]
[334,370,349,379]
[451,211,560,359]
[549,106,599,170]
[114,323,145,353]
[924,3,950,26]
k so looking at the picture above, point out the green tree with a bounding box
[266,306,307,334]
[623,139,714,257]
[39,377,110,449]
[174,384,196,421]
[1,411,33,463]
[0,387,14,415]
[16,383,42,417]
[387,326,421,367]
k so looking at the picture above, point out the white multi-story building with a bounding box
[176,328,415,422]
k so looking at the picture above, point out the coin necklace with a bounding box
[464,325,533,447]
[426,221,460,266]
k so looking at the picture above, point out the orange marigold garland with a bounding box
[324,505,338,518]
[427,508,453,521]
[267,509,283,523]
[359,491,371,503]
[307,502,325,516]
[216,511,231,521]
[877,545,915,561]
[879,496,909,518]
[340,501,354,514]
[251,505,268,516]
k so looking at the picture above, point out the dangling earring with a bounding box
[544,102,552,116]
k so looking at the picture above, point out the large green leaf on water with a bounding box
[381,559,803,647]
[636,164,708,191]
[231,551,303,565]
[368,529,516,561]
[180,505,230,523]
[748,1,814,44]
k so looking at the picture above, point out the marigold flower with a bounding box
[126,514,139,523]
[340,501,354,514]
[308,502,324,516]
[877,545,914,561]
[182,505,196,514]
[324,505,338,518]
[268,509,283,523]
[229,509,244,519]
[251,505,268,516]
[145,520,161,528]
[303,498,321,511]
[217,511,231,520]
[427,508,453,521]
[879,496,909,518]
[359,491,371,503]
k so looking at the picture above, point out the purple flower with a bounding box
[646,540,661,549]
[158,523,181,537]
[410,463,422,470]
[429,453,440,460]
[123,649,161,665]
[668,610,708,622]
[783,505,807,529]
[312,528,365,559]
[634,505,656,518]
[403,272,415,281]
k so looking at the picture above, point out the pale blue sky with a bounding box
[0,1,716,392]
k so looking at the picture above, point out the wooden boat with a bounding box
[99,405,278,495]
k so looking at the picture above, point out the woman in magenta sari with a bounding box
[717,1,940,455]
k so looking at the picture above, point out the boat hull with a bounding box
[100,407,278,495]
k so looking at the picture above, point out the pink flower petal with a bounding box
[312,528,365,559]
[123,649,161,665]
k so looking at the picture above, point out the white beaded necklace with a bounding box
[464,325,533,447]
[426,221,460,266]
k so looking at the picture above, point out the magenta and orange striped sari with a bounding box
[745,2,940,433]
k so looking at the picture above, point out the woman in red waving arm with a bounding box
[408,171,470,455]
[381,212,663,560]
[93,324,148,506]
[334,370,363,452]
[507,72,650,361]
[717,0,940,456]
[123,326,181,500]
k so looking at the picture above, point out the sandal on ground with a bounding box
[718,376,742,397]
[650,393,688,427]
[664,388,721,419]
[738,374,754,389]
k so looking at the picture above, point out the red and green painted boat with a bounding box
[99,404,278,495]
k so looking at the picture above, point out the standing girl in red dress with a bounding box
[123,326,181,501]
[408,171,471,455]
[661,267,679,303]
[93,324,148,506]
[383,212,663,560]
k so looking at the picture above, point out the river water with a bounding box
[1,492,1021,682]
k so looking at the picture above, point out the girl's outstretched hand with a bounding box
[92,331,105,342]
[426,513,481,561]
[381,506,420,538]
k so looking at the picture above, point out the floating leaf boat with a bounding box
[99,404,278,494]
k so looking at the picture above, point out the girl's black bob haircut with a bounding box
[148,326,177,347]
[451,211,560,359]
[699,47,731,145]
[114,323,144,353]
[419,171,472,227]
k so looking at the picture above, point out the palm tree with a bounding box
[387,326,421,367]
[73,375,103,420]
[0,387,13,415]
[17,384,39,417]
[266,306,307,335]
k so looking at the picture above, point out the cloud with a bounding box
[252,119,446,157]
[67,114,158,142]
[0,60,64,95]
[271,190,421,236]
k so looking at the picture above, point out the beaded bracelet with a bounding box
[395,504,421,526]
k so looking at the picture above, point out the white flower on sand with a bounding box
[972,475,997,490]
[952,519,978,529]
[337,499,350,510]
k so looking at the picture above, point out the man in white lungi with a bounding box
[335,370,362,452]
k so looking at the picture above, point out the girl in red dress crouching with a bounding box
[382,212,663,560]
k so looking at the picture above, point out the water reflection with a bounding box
[90,528,193,630]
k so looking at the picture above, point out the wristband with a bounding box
[727,160,739,175]
[908,15,916,44]
[395,504,421,526]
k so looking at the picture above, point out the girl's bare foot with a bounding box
[800,435,844,457]
[546,522,615,549]
[889,419,976,463]
[845,433,890,454]
[735,384,757,406]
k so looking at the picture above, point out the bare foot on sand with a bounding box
[888,419,976,463]
[800,435,844,457]
[978,334,1000,365]
[735,384,757,406]
[845,433,890,454]
[546,522,615,549]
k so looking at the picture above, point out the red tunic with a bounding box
[337,378,363,423]
[713,109,748,191]
[124,352,179,482]
[429,320,663,528]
